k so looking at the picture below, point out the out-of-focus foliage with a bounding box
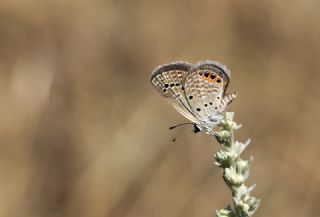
[0,1,319,217]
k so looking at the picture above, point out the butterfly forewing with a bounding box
[149,62,200,124]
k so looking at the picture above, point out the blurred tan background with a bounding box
[0,1,319,217]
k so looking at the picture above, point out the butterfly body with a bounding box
[150,60,237,135]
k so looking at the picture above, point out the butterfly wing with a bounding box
[150,61,200,125]
[184,60,232,129]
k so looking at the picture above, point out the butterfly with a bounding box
[149,60,237,136]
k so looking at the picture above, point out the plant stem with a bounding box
[214,112,260,217]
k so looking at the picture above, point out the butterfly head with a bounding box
[195,112,223,132]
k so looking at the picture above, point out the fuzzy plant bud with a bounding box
[214,112,260,217]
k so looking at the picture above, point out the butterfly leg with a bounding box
[205,130,219,137]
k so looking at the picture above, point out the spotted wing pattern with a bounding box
[149,61,200,125]
[184,61,234,129]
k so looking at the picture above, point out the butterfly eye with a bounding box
[204,71,210,77]
[210,74,216,80]
[217,79,221,83]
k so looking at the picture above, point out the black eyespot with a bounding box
[170,83,175,87]
[217,97,220,99]
[204,104,208,107]
[217,79,221,83]
[215,107,217,109]
[209,102,213,105]
[175,83,180,86]
[181,86,185,90]
[204,71,209,77]
[189,95,193,100]
[199,71,203,76]
[164,84,169,88]
[210,74,216,79]
[196,108,201,112]
[163,88,167,92]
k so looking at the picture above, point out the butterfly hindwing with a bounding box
[184,61,231,128]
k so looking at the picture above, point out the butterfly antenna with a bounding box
[169,123,194,130]
[169,123,202,142]
[171,127,189,143]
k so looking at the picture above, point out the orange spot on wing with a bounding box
[202,72,223,86]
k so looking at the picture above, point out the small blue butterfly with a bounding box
[150,60,237,135]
